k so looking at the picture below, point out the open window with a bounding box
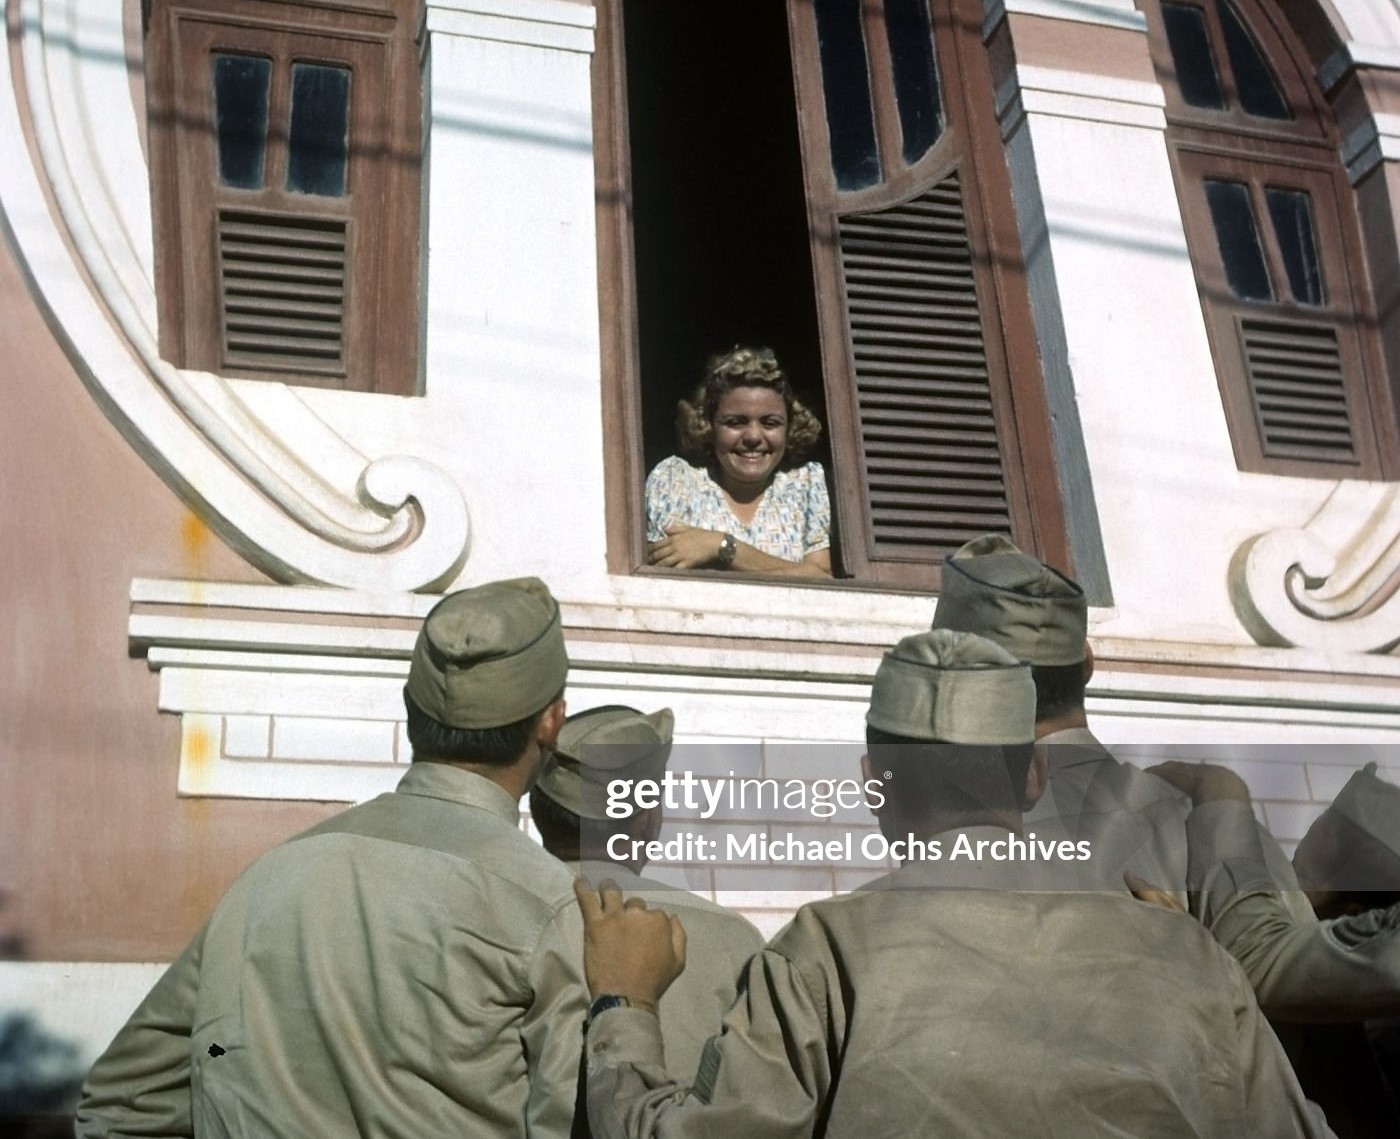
[596,0,1071,587]
[144,0,422,395]
[1143,0,1396,476]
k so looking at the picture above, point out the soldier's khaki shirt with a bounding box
[76,763,587,1138]
[585,838,1332,1138]
[567,861,764,1079]
[1030,727,1400,1022]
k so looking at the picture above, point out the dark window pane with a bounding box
[814,0,880,190]
[1266,188,1323,305]
[1205,179,1273,301]
[213,54,271,189]
[1217,0,1290,119]
[287,63,351,197]
[885,0,942,165]
[1161,3,1224,110]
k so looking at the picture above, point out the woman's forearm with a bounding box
[729,541,832,578]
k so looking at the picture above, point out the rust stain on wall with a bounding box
[180,511,211,585]
[184,721,214,793]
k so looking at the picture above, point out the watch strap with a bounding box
[587,994,633,1021]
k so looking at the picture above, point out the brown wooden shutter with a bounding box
[787,0,1070,586]
[1240,318,1355,463]
[839,172,1011,557]
[218,210,347,374]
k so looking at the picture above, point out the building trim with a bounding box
[982,0,1147,39]
[426,0,595,54]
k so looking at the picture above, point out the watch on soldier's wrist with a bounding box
[716,532,737,568]
[588,994,650,1021]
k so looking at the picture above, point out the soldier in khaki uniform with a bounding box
[76,577,588,1139]
[529,706,764,1079]
[930,534,1400,1023]
[576,630,1330,1138]
[1295,762,1400,917]
[1284,764,1400,1138]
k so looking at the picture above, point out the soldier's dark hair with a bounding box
[529,786,583,853]
[529,786,648,857]
[1030,662,1087,723]
[865,726,1034,819]
[404,689,562,767]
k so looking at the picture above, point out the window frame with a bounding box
[594,0,1072,587]
[1143,0,1397,477]
[144,0,423,396]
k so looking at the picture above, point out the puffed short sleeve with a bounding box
[645,456,695,543]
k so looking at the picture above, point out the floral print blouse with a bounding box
[645,456,831,563]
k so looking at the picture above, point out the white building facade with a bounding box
[3,0,1400,1120]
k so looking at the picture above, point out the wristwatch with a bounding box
[587,994,635,1021]
[716,532,737,568]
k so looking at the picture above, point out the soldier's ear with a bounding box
[638,803,664,843]
[1022,745,1049,811]
[1082,644,1095,685]
[859,754,889,816]
[536,698,567,749]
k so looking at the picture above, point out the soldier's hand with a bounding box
[574,877,686,1012]
[1125,872,1187,913]
[1146,760,1251,806]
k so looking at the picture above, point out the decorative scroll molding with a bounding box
[1232,483,1400,653]
[1,0,470,591]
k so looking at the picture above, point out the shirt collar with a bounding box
[1039,726,1111,771]
[394,762,521,827]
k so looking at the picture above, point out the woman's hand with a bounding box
[647,524,725,568]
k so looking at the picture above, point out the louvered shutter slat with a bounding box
[226,296,347,320]
[854,372,989,391]
[226,332,342,356]
[867,466,1004,484]
[219,210,347,374]
[226,314,342,337]
[840,171,1012,559]
[845,283,974,304]
[861,395,994,415]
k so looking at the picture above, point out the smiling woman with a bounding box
[645,347,832,578]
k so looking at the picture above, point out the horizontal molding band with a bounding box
[997,66,1167,134]
[982,0,1148,39]
[426,0,595,53]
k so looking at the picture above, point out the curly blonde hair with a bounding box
[675,346,822,468]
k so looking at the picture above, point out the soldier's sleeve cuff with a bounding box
[585,1006,665,1070]
[1186,800,1276,894]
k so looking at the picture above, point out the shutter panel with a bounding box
[1240,318,1356,463]
[218,210,347,374]
[838,171,1011,559]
